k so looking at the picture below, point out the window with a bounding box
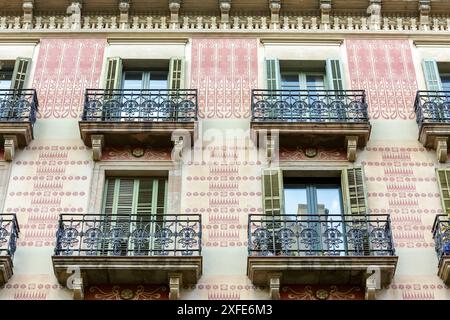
[261,167,369,256]
[281,72,327,91]
[122,71,169,90]
[283,177,343,215]
[103,57,185,90]
[100,176,168,256]
[422,60,450,92]
[0,70,12,90]
[265,59,344,91]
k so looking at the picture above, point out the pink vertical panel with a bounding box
[346,39,418,120]
[32,38,106,119]
[191,38,258,119]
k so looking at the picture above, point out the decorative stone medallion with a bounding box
[304,147,318,158]
[131,147,145,158]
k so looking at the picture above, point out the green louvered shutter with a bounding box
[436,169,450,219]
[101,177,168,256]
[169,57,185,90]
[422,59,442,91]
[266,59,281,90]
[262,168,284,216]
[169,57,185,120]
[103,57,123,90]
[326,59,345,91]
[261,168,284,254]
[341,166,370,255]
[11,57,31,90]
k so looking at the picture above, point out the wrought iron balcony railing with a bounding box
[0,214,19,258]
[0,89,38,123]
[248,214,395,257]
[82,89,198,122]
[415,91,450,125]
[432,214,450,259]
[251,90,369,123]
[54,213,202,257]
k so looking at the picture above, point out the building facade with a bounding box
[0,0,449,300]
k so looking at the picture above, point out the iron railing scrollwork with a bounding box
[432,215,450,259]
[0,89,38,123]
[0,214,20,259]
[415,91,450,125]
[248,214,395,257]
[251,90,369,123]
[54,213,202,257]
[82,89,198,122]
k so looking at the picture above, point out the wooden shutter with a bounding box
[262,168,284,216]
[101,177,168,256]
[169,57,185,89]
[11,58,31,90]
[266,59,281,90]
[103,57,123,90]
[341,166,367,215]
[326,59,345,91]
[341,166,370,255]
[422,59,442,91]
[436,169,450,219]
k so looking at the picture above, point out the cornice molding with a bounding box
[0,38,39,45]
[414,40,450,47]
[260,38,343,46]
[107,37,189,45]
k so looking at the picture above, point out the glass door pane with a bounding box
[316,186,345,255]
[123,71,144,90]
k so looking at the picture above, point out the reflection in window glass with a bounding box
[149,72,168,90]
[316,188,342,214]
[123,72,143,90]
[306,75,325,91]
[281,74,300,90]
[0,72,12,90]
[284,188,307,215]
[441,75,450,92]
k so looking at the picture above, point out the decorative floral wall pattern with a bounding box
[191,38,258,119]
[32,39,106,119]
[346,39,418,120]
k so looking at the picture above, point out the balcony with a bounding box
[0,214,19,286]
[79,89,198,161]
[415,91,450,162]
[247,214,398,300]
[250,90,371,162]
[432,215,450,285]
[52,213,202,300]
[0,89,38,161]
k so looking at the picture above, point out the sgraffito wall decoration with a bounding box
[281,285,364,300]
[346,39,418,120]
[191,38,258,119]
[85,285,169,300]
[32,38,106,119]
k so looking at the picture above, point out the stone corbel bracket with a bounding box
[435,137,448,163]
[320,0,332,27]
[365,267,381,300]
[168,272,183,300]
[23,0,34,28]
[367,0,382,30]
[219,0,232,27]
[4,135,18,162]
[169,0,181,27]
[91,134,104,161]
[346,135,358,162]
[119,0,130,28]
[172,136,185,163]
[269,0,281,27]
[268,273,282,300]
[66,1,83,29]
[72,276,85,300]
[419,0,431,30]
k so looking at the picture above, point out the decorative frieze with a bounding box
[1,13,450,32]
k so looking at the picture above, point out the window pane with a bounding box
[123,71,143,90]
[284,187,307,215]
[316,187,342,215]
[441,75,450,91]
[305,75,325,90]
[149,72,168,90]
[0,72,12,90]
[281,74,299,90]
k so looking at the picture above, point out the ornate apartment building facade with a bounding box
[0,0,449,300]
